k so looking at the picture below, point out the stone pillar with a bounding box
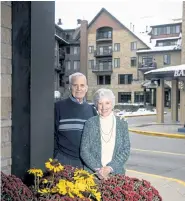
[156,79,164,123]
[151,89,154,105]
[143,88,146,107]
[180,80,185,125]
[80,20,88,77]
[171,80,178,122]
[1,1,12,175]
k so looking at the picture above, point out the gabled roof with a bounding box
[88,8,150,49]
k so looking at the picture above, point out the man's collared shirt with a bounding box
[69,94,86,104]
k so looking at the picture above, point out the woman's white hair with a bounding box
[93,88,115,108]
[69,72,87,85]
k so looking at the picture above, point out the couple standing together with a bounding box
[54,72,130,179]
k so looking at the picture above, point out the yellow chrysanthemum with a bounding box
[27,168,43,177]
[93,192,101,201]
[38,188,50,194]
[42,179,48,184]
[45,158,64,173]
[74,180,86,191]
[56,179,84,198]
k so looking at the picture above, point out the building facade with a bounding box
[86,8,150,103]
[138,20,182,106]
[54,20,88,98]
[84,8,183,105]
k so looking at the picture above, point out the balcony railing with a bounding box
[59,49,65,60]
[94,49,112,57]
[55,64,65,73]
[138,62,157,71]
[92,64,113,72]
[96,34,112,41]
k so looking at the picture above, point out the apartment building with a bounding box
[55,8,182,104]
[138,20,182,106]
[87,8,150,103]
[55,21,87,97]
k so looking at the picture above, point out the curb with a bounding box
[123,113,167,118]
[128,128,185,139]
[126,169,185,187]
[124,114,156,118]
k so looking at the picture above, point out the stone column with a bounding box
[1,1,12,175]
[171,80,178,122]
[156,79,164,123]
[180,80,185,125]
[80,20,88,77]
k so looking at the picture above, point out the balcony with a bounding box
[59,49,65,60]
[138,62,157,72]
[94,49,112,57]
[96,34,112,42]
[92,64,113,73]
[55,64,65,74]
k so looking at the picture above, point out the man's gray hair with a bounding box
[93,88,115,108]
[69,72,87,85]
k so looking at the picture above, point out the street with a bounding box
[126,115,185,182]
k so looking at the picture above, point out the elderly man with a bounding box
[54,72,97,168]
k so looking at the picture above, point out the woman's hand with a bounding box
[97,166,112,180]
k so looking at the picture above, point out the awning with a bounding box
[144,64,185,80]
[142,80,171,89]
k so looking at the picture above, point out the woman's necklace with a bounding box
[100,115,114,143]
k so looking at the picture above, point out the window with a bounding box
[89,46,94,54]
[97,46,112,55]
[73,60,80,70]
[156,40,178,46]
[98,60,112,71]
[131,42,137,51]
[152,25,181,36]
[66,47,70,54]
[163,54,171,65]
[131,57,137,67]
[118,92,131,103]
[114,43,120,52]
[89,60,94,69]
[142,56,153,66]
[97,75,111,85]
[59,74,64,87]
[73,47,79,55]
[153,28,158,35]
[114,58,120,68]
[66,34,70,40]
[65,61,71,70]
[118,74,133,84]
[175,25,180,33]
[97,31,112,39]
[134,92,144,103]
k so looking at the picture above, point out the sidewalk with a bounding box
[128,123,185,139]
[126,170,185,201]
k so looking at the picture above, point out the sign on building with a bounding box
[174,70,185,77]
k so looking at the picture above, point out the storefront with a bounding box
[144,64,185,133]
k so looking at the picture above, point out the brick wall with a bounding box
[182,1,185,64]
[1,1,12,175]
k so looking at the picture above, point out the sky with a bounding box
[55,0,183,33]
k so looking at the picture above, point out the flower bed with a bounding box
[1,159,162,201]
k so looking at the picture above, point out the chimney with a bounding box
[77,19,82,25]
[146,26,148,32]
[130,22,132,30]
[57,18,62,25]
[80,20,88,77]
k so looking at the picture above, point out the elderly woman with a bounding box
[80,88,130,179]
